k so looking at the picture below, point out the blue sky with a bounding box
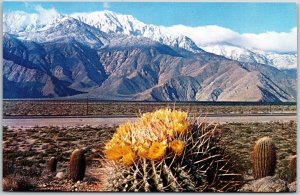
[3,2,297,34]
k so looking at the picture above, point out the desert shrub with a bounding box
[3,160,15,177]
[3,177,19,191]
[19,159,35,167]
[3,126,8,131]
[25,165,42,177]
[3,174,36,191]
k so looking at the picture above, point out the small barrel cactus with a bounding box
[100,108,243,192]
[70,149,86,182]
[48,157,57,173]
[288,155,296,182]
[251,137,276,179]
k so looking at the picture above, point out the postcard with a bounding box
[2,1,297,192]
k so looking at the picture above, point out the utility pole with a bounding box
[86,95,89,116]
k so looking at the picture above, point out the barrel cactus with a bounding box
[70,149,86,182]
[100,108,243,192]
[48,157,57,173]
[251,137,276,179]
[288,155,296,182]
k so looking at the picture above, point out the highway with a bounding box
[2,113,296,128]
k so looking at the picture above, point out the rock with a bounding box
[73,180,81,188]
[82,147,89,152]
[239,176,288,192]
[56,172,65,179]
[288,181,297,192]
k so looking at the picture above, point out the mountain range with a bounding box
[3,11,297,102]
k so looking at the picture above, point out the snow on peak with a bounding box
[202,44,297,69]
[70,11,203,53]
[15,16,109,49]
[3,11,63,33]
[71,10,145,35]
[4,10,202,53]
[3,10,296,69]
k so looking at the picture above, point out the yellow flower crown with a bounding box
[104,108,189,165]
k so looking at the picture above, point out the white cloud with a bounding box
[6,6,296,53]
[103,2,110,10]
[241,28,297,53]
[35,5,60,25]
[166,25,297,53]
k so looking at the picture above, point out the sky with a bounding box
[3,2,296,34]
[3,2,297,53]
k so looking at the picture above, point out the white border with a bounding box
[0,1,298,195]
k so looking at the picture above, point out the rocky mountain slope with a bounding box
[70,11,297,70]
[3,12,297,102]
[4,10,296,70]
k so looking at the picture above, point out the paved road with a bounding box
[2,114,296,128]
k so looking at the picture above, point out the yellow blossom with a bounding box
[170,140,185,155]
[105,145,124,160]
[147,141,167,161]
[173,120,189,134]
[105,144,133,162]
[136,145,149,158]
[122,150,136,166]
[104,108,190,165]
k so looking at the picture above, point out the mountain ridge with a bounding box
[4,10,296,70]
[2,10,297,102]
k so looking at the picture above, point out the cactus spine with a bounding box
[251,137,276,179]
[70,149,86,182]
[289,155,296,182]
[100,109,243,192]
[48,157,57,173]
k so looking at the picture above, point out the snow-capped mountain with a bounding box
[3,11,203,53]
[16,16,109,49]
[202,44,297,70]
[71,11,297,69]
[71,11,204,53]
[2,10,297,101]
[3,10,296,70]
